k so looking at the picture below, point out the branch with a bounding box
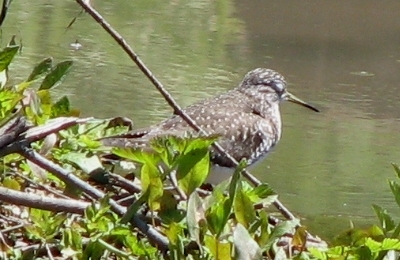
[0,115,169,249]
[0,117,93,158]
[19,147,169,250]
[0,186,88,214]
[0,115,30,149]
[0,0,10,28]
[74,0,295,220]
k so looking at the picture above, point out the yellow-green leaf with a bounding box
[234,182,256,228]
[2,177,21,190]
[204,235,231,260]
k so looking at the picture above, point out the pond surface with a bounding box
[4,0,400,238]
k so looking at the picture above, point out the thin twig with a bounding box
[12,171,71,200]
[108,172,142,194]
[169,170,187,201]
[75,0,295,220]
[45,243,55,260]
[0,223,25,234]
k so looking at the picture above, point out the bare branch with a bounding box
[0,115,30,148]
[24,117,93,141]
[0,117,93,157]
[0,186,88,214]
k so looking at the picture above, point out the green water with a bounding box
[4,0,400,235]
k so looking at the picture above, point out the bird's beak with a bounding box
[285,91,319,112]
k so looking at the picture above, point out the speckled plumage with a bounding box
[102,68,318,169]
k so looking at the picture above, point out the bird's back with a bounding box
[102,88,282,168]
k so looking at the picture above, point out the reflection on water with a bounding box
[4,0,400,234]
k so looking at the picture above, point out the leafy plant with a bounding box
[309,164,400,260]
[1,33,400,260]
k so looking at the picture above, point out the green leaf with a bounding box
[27,57,53,82]
[112,148,159,165]
[327,246,351,257]
[2,177,21,190]
[263,219,299,251]
[187,192,205,246]
[0,45,19,71]
[233,224,262,260]
[61,227,83,255]
[176,148,210,195]
[39,60,73,90]
[292,226,308,249]
[0,89,22,118]
[364,237,383,253]
[228,160,245,200]
[308,247,327,260]
[110,227,131,237]
[372,204,395,233]
[112,148,139,161]
[28,89,52,124]
[77,135,102,150]
[165,222,183,246]
[175,137,214,195]
[206,197,230,237]
[121,189,149,224]
[250,183,275,199]
[150,135,181,167]
[51,96,70,117]
[234,182,256,228]
[158,191,184,224]
[256,211,271,248]
[122,231,157,256]
[27,209,66,240]
[204,235,231,260]
[391,222,400,239]
[355,246,372,259]
[392,163,400,179]
[367,225,386,238]
[206,160,243,237]
[388,180,400,209]
[62,151,103,174]
[84,196,113,224]
[82,241,105,260]
[380,238,400,250]
[141,163,163,210]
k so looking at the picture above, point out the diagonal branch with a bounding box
[0,0,11,28]
[74,0,295,220]
[18,146,169,251]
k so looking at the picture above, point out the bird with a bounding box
[101,68,319,174]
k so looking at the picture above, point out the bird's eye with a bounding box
[265,80,285,93]
[272,81,285,92]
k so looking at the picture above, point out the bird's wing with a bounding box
[100,90,254,147]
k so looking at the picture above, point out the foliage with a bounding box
[307,164,400,260]
[1,42,400,260]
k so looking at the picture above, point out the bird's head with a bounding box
[238,68,319,112]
